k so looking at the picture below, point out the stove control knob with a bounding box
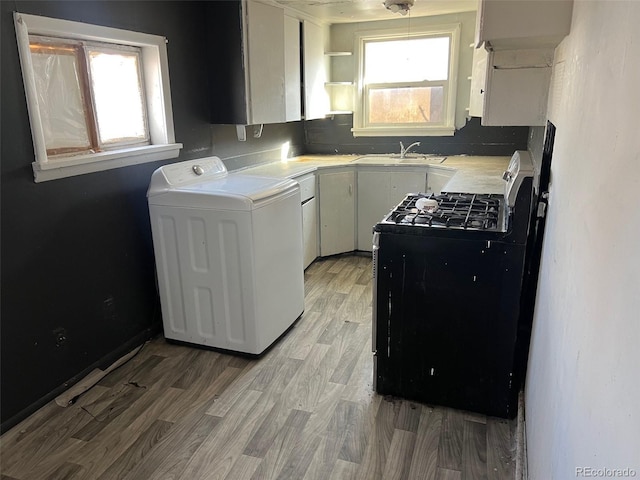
[502,170,513,182]
[193,165,204,176]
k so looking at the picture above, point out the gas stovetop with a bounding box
[380,192,505,232]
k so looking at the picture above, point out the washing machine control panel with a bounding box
[148,157,229,197]
[161,157,228,187]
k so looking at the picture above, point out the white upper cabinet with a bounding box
[303,20,330,120]
[472,47,555,126]
[475,0,573,50]
[284,15,302,122]
[209,0,301,125]
[245,0,286,124]
[470,0,572,126]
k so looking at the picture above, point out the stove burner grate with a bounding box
[387,193,502,230]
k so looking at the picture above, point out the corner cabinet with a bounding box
[356,168,427,252]
[208,0,301,125]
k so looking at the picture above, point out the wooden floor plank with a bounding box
[486,417,515,480]
[177,390,263,480]
[303,400,360,480]
[395,401,422,433]
[327,459,359,480]
[407,407,442,480]
[437,408,465,470]
[121,413,221,480]
[16,438,85,480]
[462,420,488,480]
[354,397,397,480]
[436,467,463,480]
[67,386,183,478]
[94,419,173,480]
[381,428,416,480]
[2,405,91,477]
[329,323,369,385]
[223,454,262,480]
[248,409,312,480]
[338,394,381,464]
[71,383,148,441]
[0,255,516,480]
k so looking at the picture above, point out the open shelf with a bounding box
[325,51,352,56]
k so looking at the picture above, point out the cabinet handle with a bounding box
[480,88,484,94]
[349,184,352,195]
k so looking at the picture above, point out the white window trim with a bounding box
[351,23,461,138]
[14,12,183,182]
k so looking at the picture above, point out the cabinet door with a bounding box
[245,0,285,124]
[357,171,391,252]
[469,46,488,118]
[319,170,355,256]
[426,168,455,194]
[483,65,551,126]
[284,15,302,122]
[389,170,425,205]
[357,169,426,252]
[478,48,554,126]
[302,197,318,269]
[303,20,330,120]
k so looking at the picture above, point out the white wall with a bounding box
[525,2,640,479]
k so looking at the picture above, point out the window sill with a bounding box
[32,143,183,182]
[351,127,456,137]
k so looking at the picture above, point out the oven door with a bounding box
[373,230,526,418]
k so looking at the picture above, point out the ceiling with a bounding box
[272,0,477,24]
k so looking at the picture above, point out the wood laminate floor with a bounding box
[0,255,515,480]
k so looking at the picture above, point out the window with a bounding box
[352,24,460,137]
[14,13,182,182]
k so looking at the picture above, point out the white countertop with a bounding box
[235,154,511,194]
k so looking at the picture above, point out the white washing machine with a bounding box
[147,156,304,355]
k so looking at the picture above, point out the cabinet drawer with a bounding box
[296,174,316,203]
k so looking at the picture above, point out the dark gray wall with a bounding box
[305,114,529,156]
[0,0,304,432]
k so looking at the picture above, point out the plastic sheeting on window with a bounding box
[30,50,91,153]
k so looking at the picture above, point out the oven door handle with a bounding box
[372,232,380,353]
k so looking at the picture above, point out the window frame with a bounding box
[14,12,182,182]
[351,24,461,138]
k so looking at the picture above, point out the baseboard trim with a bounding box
[515,389,528,480]
[0,326,160,434]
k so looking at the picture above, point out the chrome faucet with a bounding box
[399,141,421,158]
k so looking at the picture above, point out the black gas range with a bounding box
[379,192,505,233]
[372,151,535,418]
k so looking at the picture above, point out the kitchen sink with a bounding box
[351,155,447,165]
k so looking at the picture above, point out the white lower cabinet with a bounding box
[302,197,318,269]
[357,169,427,251]
[319,169,355,256]
[426,167,455,194]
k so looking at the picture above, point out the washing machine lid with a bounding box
[148,173,298,210]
